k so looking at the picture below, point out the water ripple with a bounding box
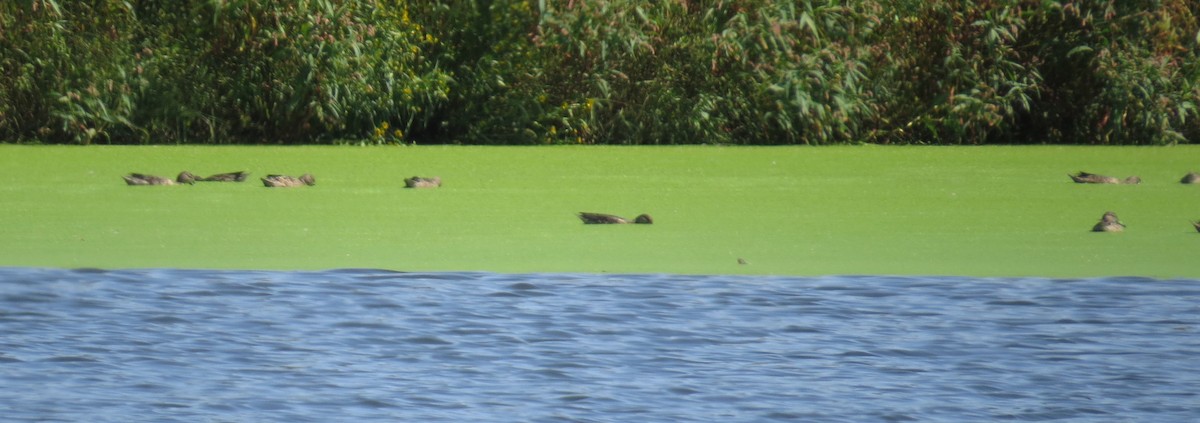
[1,268,1198,422]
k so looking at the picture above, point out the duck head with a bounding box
[177,171,198,185]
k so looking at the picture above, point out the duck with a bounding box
[1192,221,1200,233]
[200,171,250,182]
[1181,172,1200,184]
[578,212,653,224]
[1069,171,1140,184]
[123,171,196,185]
[1092,211,1125,232]
[404,176,442,188]
[261,173,316,187]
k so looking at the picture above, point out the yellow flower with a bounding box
[393,129,403,138]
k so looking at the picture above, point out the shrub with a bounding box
[1021,0,1199,145]
[1,0,449,144]
[2,0,1196,145]
[0,1,141,144]
[868,1,1042,144]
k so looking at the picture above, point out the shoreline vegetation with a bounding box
[2,1,1198,146]
[1,145,1198,278]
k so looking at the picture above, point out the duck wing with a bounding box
[578,212,628,224]
[204,171,249,182]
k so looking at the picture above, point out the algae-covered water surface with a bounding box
[1,145,1197,277]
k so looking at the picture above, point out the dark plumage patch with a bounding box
[578,212,653,224]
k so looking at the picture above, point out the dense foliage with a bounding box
[2,0,1197,144]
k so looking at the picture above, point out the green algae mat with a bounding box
[2,145,1198,278]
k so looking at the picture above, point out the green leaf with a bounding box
[1067,45,1093,58]
[798,12,820,43]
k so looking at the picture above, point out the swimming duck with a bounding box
[201,171,250,182]
[404,176,442,188]
[123,171,196,185]
[1069,171,1140,184]
[578,212,653,224]
[1092,211,1125,232]
[261,173,316,187]
[1181,172,1200,184]
[1075,171,1137,185]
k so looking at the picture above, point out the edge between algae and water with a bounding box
[1,145,1198,278]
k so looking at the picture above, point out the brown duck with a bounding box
[1181,172,1200,184]
[123,171,196,185]
[1069,172,1140,184]
[261,173,316,187]
[404,176,442,188]
[1092,211,1125,232]
[1192,221,1200,233]
[200,171,250,182]
[578,212,653,224]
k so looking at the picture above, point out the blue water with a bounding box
[1,268,1198,422]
